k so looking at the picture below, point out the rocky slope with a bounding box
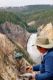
[0,22,34,80]
[0,22,30,49]
[0,33,32,80]
[0,33,18,80]
[0,33,16,54]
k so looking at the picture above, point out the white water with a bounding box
[27,33,41,64]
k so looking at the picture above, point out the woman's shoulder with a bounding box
[43,49,53,61]
[47,49,53,57]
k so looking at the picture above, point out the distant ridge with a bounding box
[0,5,53,33]
[0,5,53,13]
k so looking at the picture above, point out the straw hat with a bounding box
[36,23,53,49]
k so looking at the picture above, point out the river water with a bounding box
[27,33,41,64]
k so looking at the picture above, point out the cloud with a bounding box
[0,0,53,7]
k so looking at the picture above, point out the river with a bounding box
[27,33,41,64]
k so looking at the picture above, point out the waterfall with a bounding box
[27,33,41,64]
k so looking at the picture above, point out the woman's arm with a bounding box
[35,54,53,80]
[32,64,40,71]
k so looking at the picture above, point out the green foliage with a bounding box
[0,11,29,30]
[0,5,53,33]
[0,11,24,24]
[19,8,53,32]
[27,26,37,33]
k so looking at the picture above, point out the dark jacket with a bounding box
[33,49,53,80]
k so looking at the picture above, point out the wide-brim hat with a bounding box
[36,23,53,49]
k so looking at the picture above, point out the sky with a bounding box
[0,0,53,7]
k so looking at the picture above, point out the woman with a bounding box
[32,40,53,80]
[27,23,53,80]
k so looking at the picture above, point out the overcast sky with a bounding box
[0,0,53,7]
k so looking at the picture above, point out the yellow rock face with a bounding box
[0,33,15,54]
[0,33,18,80]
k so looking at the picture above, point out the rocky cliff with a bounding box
[0,22,33,80]
[0,22,30,49]
[0,33,18,80]
[0,33,32,80]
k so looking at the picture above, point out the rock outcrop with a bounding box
[0,22,30,49]
[0,33,16,54]
[0,33,18,80]
[0,33,31,80]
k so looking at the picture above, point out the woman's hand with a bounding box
[28,73,36,80]
[26,66,33,73]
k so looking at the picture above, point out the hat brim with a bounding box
[36,43,53,49]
